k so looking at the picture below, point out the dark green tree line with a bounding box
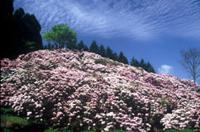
[130,58,155,73]
[43,24,155,73]
[0,0,43,59]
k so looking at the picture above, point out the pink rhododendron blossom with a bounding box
[1,49,200,131]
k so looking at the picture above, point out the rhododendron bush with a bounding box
[1,49,200,131]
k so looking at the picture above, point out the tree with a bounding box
[130,57,140,67]
[130,57,155,73]
[0,0,43,59]
[83,45,89,51]
[106,47,114,59]
[14,9,43,52]
[89,41,99,53]
[140,59,146,68]
[112,53,119,61]
[76,40,89,51]
[77,40,84,50]
[43,24,77,49]
[145,62,155,73]
[181,48,200,83]
[118,52,128,64]
[99,45,106,57]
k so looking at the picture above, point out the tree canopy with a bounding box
[118,52,128,64]
[89,41,99,53]
[130,57,155,73]
[77,40,88,51]
[0,0,42,59]
[43,24,77,49]
[42,23,155,73]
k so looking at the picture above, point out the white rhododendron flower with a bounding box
[0,49,199,131]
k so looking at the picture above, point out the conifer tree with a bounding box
[90,41,99,53]
[106,47,114,59]
[118,52,128,64]
[77,40,85,50]
[99,45,106,57]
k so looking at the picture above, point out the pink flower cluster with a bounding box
[1,49,200,131]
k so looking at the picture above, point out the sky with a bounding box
[14,0,200,80]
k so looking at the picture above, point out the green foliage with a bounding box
[0,107,14,115]
[2,128,11,132]
[1,115,29,127]
[146,62,156,73]
[77,40,88,51]
[150,114,164,131]
[43,24,77,49]
[89,41,99,53]
[106,47,114,59]
[130,57,155,73]
[14,8,43,51]
[44,128,59,132]
[99,45,106,57]
[112,53,119,61]
[59,128,73,132]
[0,0,155,74]
[95,58,108,65]
[118,51,129,64]
[130,57,140,67]
[76,39,155,72]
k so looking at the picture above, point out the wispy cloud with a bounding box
[14,0,200,40]
[158,65,173,74]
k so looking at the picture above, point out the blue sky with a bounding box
[14,0,200,80]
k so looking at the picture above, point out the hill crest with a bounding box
[1,49,200,131]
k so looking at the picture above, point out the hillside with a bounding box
[1,49,200,132]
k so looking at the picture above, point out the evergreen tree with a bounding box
[0,0,43,59]
[14,9,42,53]
[112,53,119,61]
[118,52,129,64]
[77,40,85,50]
[130,57,140,67]
[89,41,99,53]
[140,59,145,68]
[131,57,155,73]
[99,45,106,57]
[105,47,114,59]
[76,40,88,51]
[83,45,89,51]
[146,62,156,73]
[139,59,155,73]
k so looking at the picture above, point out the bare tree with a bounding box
[181,48,200,83]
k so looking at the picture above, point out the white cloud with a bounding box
[158,65,173,74]
[14,0,200,40]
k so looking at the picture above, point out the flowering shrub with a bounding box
[1,49,200,131]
